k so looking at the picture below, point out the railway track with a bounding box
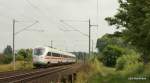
[0,64,74,83]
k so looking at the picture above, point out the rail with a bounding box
[0,64,74,83]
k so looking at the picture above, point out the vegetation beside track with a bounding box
[0,61,33,72]
[75,57,150,83]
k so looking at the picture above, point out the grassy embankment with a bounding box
[75,58,150,83]
[0,61,33,72]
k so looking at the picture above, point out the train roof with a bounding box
[34,46,76,57]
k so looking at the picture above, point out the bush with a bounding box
[0,54,5,64]
[16,55,24,61]
[101,45,124,67]
[1,55,13,64]
[116,51,144,74]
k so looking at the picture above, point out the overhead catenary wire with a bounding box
[24,0,90,52]
[25,0,90,39]
[25,0,70,32]
[25,0,87,33]
[25,29,44,32]
[15,20,38,35]
[25,0,74,51]
[60,19,88,22]
[60,20,89,37]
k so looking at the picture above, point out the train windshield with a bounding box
[34,48,45,56]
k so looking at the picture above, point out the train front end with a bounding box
[32,47,47,67]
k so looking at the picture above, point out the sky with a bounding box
[0,0,119,52]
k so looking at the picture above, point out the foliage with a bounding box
[3,45,12,56]
[16,49,32,61]
[96,33,125,53]
[76,56,150,83]
[0,54,13,64]
[16,54,24,61]
[96,34,128,67]
[75,57,103,83]
[116,50,144,74]
[102,45,124,67]
[2,55,13,64]
[0,45,13,64]
[105,0,150,62]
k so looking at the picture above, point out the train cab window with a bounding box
[33,48,45,56]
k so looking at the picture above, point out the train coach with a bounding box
[32,46,76,67]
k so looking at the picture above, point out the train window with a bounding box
[63,55,69,58]
[52,53,60,57]
[33,48,45,56]
[47,52,51,56]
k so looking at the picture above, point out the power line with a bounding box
[60,20,89,37]
[25,0,41,11]
[60,19,88,22]
[25,0,83,34]
[15,20,38,35]
[25,29,44,32]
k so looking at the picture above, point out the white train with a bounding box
[32,46,76,67]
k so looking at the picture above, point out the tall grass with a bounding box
[0,61,33,72]
[75,56,150,83]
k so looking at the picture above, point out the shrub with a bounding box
[0,54,5,64]
[116,51,144,74]
[16,55,24,61]
[0,54,13,64]
[2,55,13,64]
[101,45,124,67]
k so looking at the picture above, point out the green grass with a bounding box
[0,61,33,72]
[75,58,150,83]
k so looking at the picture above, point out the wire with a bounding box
[25,29,44,32]
[60,21,89,37]
[25,0,87,34]
[15,21,38,35]
[25,0,40,11]
[25,0,67,32]
[60,19,88,22]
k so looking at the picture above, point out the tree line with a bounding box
[0,45,32,64]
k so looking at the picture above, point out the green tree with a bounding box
[3,45,12,56]
[17,49,32,61]
[96,33,125,53]
[105,0,150,63]
[102,45,124,67]
[26,49,33,61]
[17,49,27,59]
[17,49,33,67]
[96,34,126,67]
[2,45,13,64]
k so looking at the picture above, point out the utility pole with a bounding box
[89,19,98,57]
[51,40,53,48]
[89,19,91,57]
[12,19,39,71]
[13,19,15,71]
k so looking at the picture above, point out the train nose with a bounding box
[33,56,45,62]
